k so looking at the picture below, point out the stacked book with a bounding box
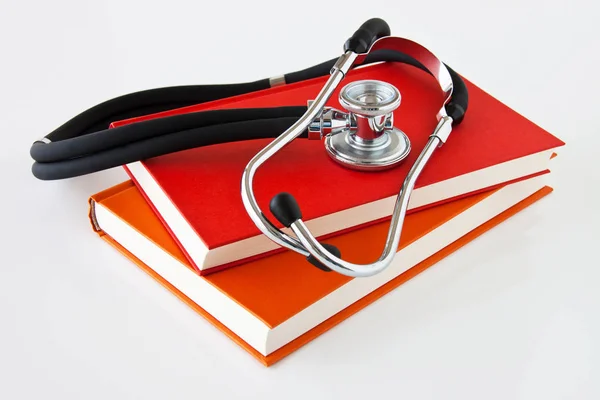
[87,62,564,366]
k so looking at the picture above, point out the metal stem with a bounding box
[241,52,358,256]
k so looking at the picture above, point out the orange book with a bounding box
[89,176,552,366]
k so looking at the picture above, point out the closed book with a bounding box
[113,62,564,274]
[89,174,551,366]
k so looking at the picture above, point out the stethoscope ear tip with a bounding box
[445,102,467,125]
[270,192,341,273]
[270,192,303,228]
[344,18,391,54]
[307,243,340,272]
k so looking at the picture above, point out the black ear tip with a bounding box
[344,18,391,53]
[322,243,341,258]
[366,17,391,36]
[306,243,341,272]
[446,102,466,125]
[269,192,302,228]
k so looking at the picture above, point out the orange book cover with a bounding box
[89,178,552,366]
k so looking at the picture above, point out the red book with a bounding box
[112,62,564,274]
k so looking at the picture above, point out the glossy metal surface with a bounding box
[269,75,286,87]
[340,80,398,142]
[308,106,352,140]
[321,79,408,170]
[339,80,400,117]
[311,79,398,143]
[331,51,357,75]
[324,126,411,171]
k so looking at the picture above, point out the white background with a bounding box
[1,0,599,399]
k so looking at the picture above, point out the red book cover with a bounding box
[112,62,564,274]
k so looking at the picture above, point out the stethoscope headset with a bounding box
[30,18,469,278]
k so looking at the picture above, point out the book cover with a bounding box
[89,176,552,366]
[113,62,564,273]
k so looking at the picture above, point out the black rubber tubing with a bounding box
[30,49,468,180]
[31,118,304,180]
[31,106,307,163]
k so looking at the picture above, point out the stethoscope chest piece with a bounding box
[310,79,411,171]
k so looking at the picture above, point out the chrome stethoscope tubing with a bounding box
[241,19,457,277]
[241,59,349,256]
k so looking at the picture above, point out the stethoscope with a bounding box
[30,18,468,278]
